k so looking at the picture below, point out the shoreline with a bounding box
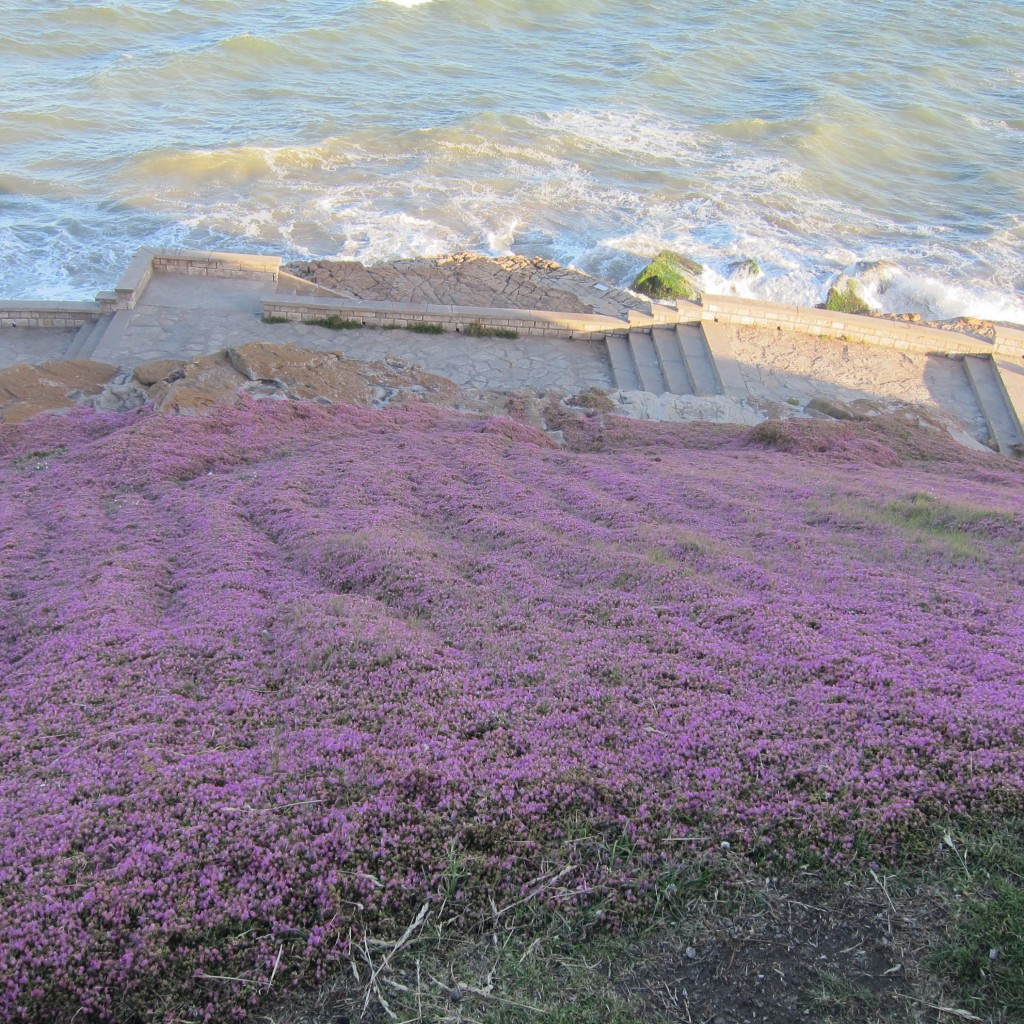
[0,245,1022,457]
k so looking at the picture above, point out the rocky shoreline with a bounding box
[0,251,1019,458]
[284,251,652,319]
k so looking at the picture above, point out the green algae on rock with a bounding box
[632,250,704,301]
[729,257,761,281]
[823,275,871,315]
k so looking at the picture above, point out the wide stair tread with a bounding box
[65,321,96,360]
[83,311,131,363]
[68,314,114,361]
[628,330,668,394]
[676,323,721,396]
[700,321,749,397]
[964,355,1023,454]
[652,326,693,395]
[993,358,1024,449]
[606,335,641,391]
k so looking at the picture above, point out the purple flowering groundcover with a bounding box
[1,402,1022,1020]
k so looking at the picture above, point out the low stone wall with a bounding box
[262,296,626,340]
[93,248,283,313]
[0,301,101,329]
[700,294,997,356]
[995,325,1024,359]
[95,248,156,312]
[150,248,281,281]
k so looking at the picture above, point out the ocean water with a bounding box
[1,0,1022,321]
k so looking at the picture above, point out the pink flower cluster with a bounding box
[1,402,1022,1020]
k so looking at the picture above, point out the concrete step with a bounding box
[964,355,1023,454]
[606,334,641,391]
[676,323,720,396]
[83,311,130,364]
[628,330,667,394]
[700,321,749,397]
[65,320,97,360]
[993,358,1024,453]
[67,314,113,360]
[651,326,693,395]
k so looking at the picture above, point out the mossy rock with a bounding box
[823,275,870,315]
[632,250,703,302]
[729,257,760,280]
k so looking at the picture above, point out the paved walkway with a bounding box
[89,274,613,392]
[0,327,76,367]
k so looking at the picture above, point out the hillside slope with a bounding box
[1,402,1023,1021]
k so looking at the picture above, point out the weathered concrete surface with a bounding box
[0,327,77,368]
[728,323,990,444]
[87,274,614,393]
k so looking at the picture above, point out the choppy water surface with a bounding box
[1,0,1022,319]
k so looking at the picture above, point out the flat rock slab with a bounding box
[0,359,118,423]
[285,252,650,320]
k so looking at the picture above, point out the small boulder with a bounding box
[849,259,897,293]
[149,352,247,414]
[728,258,760,281]
[805,396,863,421]
[227,341,342,384]
[89,382,149,413]
[133,359,186,387]
[631,250,703,302]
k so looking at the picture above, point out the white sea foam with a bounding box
[0,0,1021,322]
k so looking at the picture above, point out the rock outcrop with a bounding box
[0,359,118,423]
[284,252,649,319]
[631,250,703,302]
[728,258,761,282]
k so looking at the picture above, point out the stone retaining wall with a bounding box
[0,301,101,329]
[995,325,1024,358]
[149,248,281,281]
[699,294,997,356]
[93,248,283,314]
[262,296,625,340]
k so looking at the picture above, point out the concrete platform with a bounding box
[0,326,77,367]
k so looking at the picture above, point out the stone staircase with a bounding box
[606,322,748,398]
[65,314,114,360]
[964,355,1024,455]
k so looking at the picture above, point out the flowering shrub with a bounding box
[1,402,1022,1020]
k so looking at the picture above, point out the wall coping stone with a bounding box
[0,301,102,314]
[150,248,281,272]
[114,248,156,297]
